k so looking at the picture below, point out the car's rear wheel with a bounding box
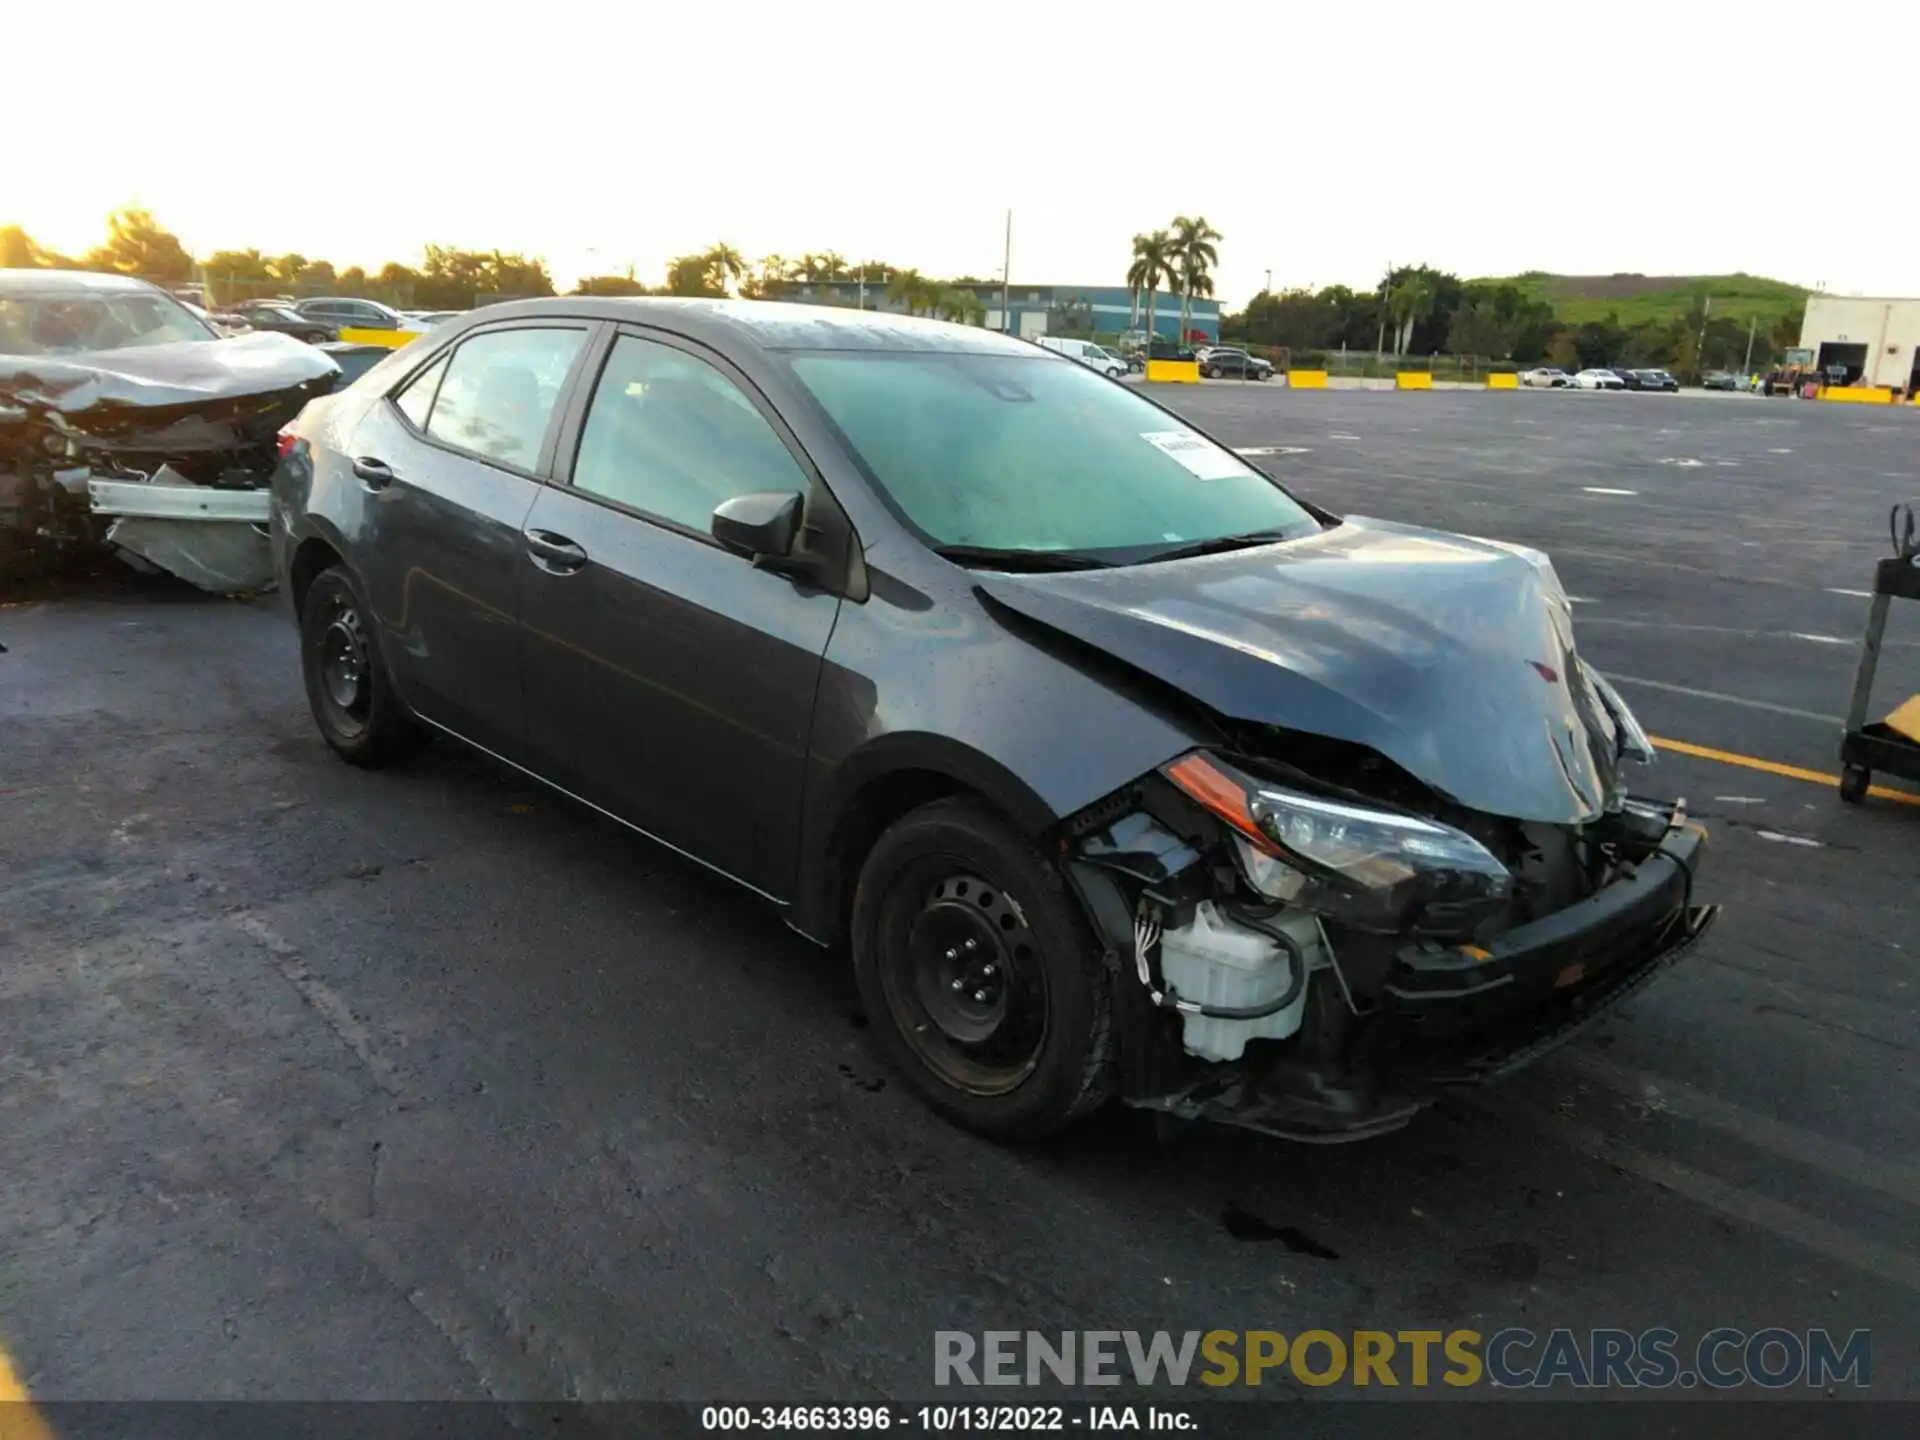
[852,798,1115,1139]
[300,566,423,767]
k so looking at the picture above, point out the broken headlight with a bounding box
[1163,752,1512,933]
[1585,666,1657,765]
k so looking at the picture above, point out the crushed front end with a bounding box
[1,333,338,589]
[1062,724,1717,1143]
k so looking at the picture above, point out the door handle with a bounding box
[524,528,588,574]
[352,456,396,489]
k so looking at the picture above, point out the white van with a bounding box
[1036,335,1127,378]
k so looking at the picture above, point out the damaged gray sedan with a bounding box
[271,298,1717,1142]
[2,268,339,590]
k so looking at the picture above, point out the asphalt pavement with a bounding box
[1,386,1916,1417]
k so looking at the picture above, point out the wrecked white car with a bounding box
[1,269,341,590]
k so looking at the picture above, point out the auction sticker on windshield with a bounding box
[1141,430,1244,481]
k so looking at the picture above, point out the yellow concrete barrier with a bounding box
[338,327,418,349]
[1818,385,1894,405]
[1287,370,1328,389]
[1145,359,1200,384]
[1395,371,1433,390]
[1486,372,1520,390]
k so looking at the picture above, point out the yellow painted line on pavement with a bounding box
[0,1344,55,1440]
[1651,735,1920,807]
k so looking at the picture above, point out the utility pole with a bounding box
[1264,267,1272,294]
[1742,314,1757,377]
[1695,294,1712,376]
[1002,209,1012,336]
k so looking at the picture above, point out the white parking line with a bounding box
[1584,487,1638,495]
[1826,588,1873,599]
[1789,633,1850,645]
[1234,446,1311,456]
[1601,673,1838,723]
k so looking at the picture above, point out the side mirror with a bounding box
[711,491,802,561]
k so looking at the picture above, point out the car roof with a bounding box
[0,268,172,297]
[449,296,1038,355]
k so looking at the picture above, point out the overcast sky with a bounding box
[14,3,1917,304]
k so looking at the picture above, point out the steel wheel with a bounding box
[877,871,1049,1097]
[314,593,372,737]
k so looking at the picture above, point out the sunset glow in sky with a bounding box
[12,2,1917,301]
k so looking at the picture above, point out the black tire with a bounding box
[299,565,424,767]
[851,797,1116,1139]
[1201,365,1217,379]
[1839,765,1870,804]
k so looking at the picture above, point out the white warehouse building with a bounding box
[1798,295,1920,393]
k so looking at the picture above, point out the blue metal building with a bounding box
[784,281,1219,342]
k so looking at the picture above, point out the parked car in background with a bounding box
[270,296,1708,1146]
[402,310,464,328]
[1520,367,1571,388]
[225,302,338,344]
[1702,371,1742,391]
[1036,335,1126,378]
[1146,338,1197,361]
[1572,369,1626,390]
[293,297,426,334]
[1199,348,1274,381]
[1620,369,1678,392]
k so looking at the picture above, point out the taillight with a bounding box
[276,426,298,460]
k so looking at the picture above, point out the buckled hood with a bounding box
[976,516,1629,825]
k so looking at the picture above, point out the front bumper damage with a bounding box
[1068,784,1717,1144]
[0,333,336,591]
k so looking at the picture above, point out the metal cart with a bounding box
[1839,503,1920,803]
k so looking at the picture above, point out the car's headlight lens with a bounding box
[1163,752,1512,933]
[1584,666,1656,764]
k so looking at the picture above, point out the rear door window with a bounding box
[423,327,586,472]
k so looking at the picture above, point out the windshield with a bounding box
[787,351,1319,560]
[0,289,216,356]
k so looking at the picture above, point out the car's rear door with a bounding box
[517,326,845,898]
[347,319,597,757]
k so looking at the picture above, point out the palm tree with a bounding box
[1170,215,1222,339]
[885,267,928,315]
[1126,231,1178,342]
[936,286,985,326]
[1390,273,1437,356]
[818,251,846,284]
[703,242,747,294]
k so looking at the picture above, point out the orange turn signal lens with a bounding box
[1162,753,1278,854]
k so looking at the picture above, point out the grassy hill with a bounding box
[1480,272,1808,330]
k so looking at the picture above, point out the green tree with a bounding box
[885,267,933,315]
[83,208,194,281]
[936,286,986,326]
[376,262,422,305]
[1,224,39,267]
[573,271,649,297]
[817,251,846,283]
[663,253,723,296]
[1126,231,1178,340]
[1170,215,1221,338]
[338,266,370,295]
[703,243,747,294]
[1387,273,1438,355]
[1445,301,1517,359]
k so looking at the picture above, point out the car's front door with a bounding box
[518,328,845,898]
[348,321,594,757]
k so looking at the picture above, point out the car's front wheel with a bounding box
[852,798,1116,1139]
[300,566,424,767]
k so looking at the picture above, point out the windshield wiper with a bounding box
[1138,529,1298,565]
[932,543,1113,573]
